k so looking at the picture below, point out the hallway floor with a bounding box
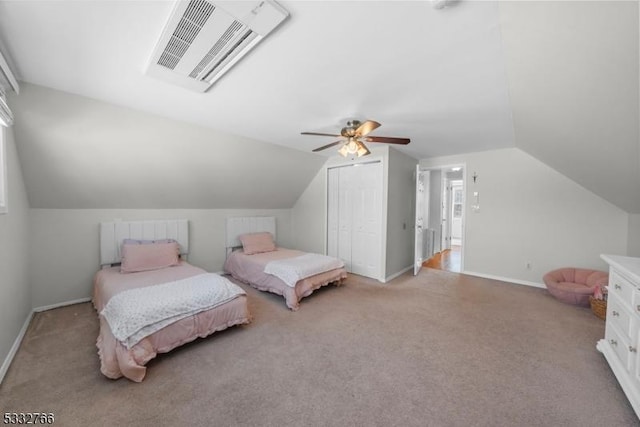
[423,245,461,273]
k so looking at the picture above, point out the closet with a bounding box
[327,161,383,280]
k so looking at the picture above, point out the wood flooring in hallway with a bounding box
[423,245,461,273]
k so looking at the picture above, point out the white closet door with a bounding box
[350,162,383,279]
[327,167,340,258]
[337,166,354,271]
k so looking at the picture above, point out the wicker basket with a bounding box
[589,296,607,320]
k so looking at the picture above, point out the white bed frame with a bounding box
[225,216,276,257]
[100,219,189,267]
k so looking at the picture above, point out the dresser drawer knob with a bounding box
[614,284,622,290]
[630,346,637,353]
[612,311,620,317]
[610,339,618,346]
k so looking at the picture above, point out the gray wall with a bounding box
[290,165,326,254]
[421,148,629,285]
[9,83,324,209]
[28,208,293,308]
[499,1,640,213]
[0,126,30,369]
[385,147,417,278]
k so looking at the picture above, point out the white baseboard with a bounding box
[0,310,33,385]
[33,297,92,313]
[462,270,546,289]
[1,297,93,385]
[384,265,414,283]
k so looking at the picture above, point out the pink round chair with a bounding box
[543,268,608,307]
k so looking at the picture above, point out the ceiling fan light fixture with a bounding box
[356,141,370,157]
[346,138,358,154]
[302,119,410,156]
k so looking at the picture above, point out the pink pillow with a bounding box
[121,241,180,273]
[239,232,276,255]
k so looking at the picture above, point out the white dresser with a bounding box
[598,254,640,418]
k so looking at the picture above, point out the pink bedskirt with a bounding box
[224,248,348,311]
[93,263,251,382]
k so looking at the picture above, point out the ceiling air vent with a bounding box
[146,0,289,92]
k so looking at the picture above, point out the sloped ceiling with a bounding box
[9,84,324,208]
[499,1,640,213]
[0,1,638,212]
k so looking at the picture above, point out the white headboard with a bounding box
[225,216,276,251]
[100,219,189,266]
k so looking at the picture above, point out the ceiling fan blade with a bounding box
[301,132,341,137]
[355,120,381,137]
[312,140,343,152]
[363,136,410,145]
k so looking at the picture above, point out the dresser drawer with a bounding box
[631,289,640,316]
[605,323,631,370]
[609,271,635,304]
[608,294,633,341]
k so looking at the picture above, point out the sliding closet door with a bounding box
[337,166,354,271]
[350,162,383,279]
[327,162,383,280]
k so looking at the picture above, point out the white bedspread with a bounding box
[101,273,245,348]
[264,253,345,288]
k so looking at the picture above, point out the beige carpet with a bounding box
[0,269,636,426]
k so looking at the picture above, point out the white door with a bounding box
[327,162,383,280]
[351,162,383,279]
[414,167,430,275]
[441,179,451,251]
[450,181,463,246]
[414,166,423,275]
[337,166,354,271]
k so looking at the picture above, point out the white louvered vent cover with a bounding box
[0,89,13,127]
[146,0,288,92]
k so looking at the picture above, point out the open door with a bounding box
[441,176,452,251]
[414,167,430,275]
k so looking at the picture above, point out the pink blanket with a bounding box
[223,248,347,310]
[93,262,250,382]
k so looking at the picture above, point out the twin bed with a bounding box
[223,216,347,311]
[93,217,347,382]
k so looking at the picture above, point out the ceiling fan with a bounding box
[301,120,410,157]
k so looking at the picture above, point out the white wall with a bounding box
[421,148,629,285]
[629,214,640,257]
[385,147,417,278]
[28,209,293,308]
[0,126,31,369]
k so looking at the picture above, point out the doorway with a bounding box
[414,165,465,274]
